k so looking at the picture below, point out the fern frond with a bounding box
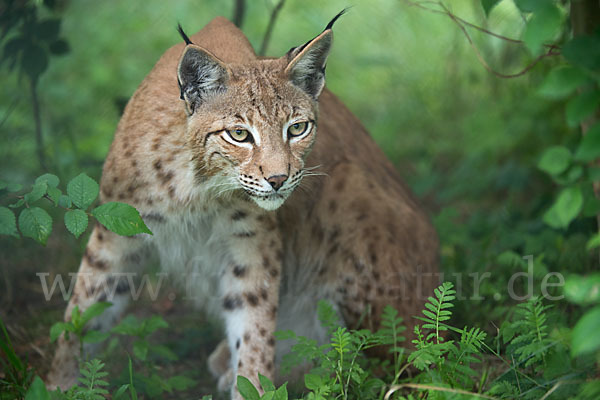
[416,282,456,344]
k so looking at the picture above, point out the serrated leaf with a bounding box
[563,34,600,71]
[35,173,59,187]
[24,180,47,204]
[575,123,600,162]
[566,90,600,128]
[9,199,24,209]
[538,66,589,99]
[92,202,152,236]
[274,383,288,400]
[543,187,583,229]
[18,207,52,245]
[64,209,88,238]
[571,306,600,357]
[237,375,260,400]
[537,146,571,176]
[67,173,99,209]
[0,207,18,237]
[523,3,562,56]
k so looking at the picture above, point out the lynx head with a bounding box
[177,11,344,210]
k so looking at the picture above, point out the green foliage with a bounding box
[91,202,152,237]
[0,317,35,399]
[0,173,152,245]
[50,302,113,359]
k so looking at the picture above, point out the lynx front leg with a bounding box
[46,224,147,390]
[220,212,282,398]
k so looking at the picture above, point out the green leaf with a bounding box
[566,90,600,127]
[64,209,88,238]
[49,39,70,55]
[58,194,72,208]
[111,315,141,336]
[274,383,288,400]
[522,3,562,56]
[538,66,589,99]
[140,315,168,336]
[25,376,50,400]
[167,375,197,391]
[46,186,62,206]
[259,373,276,392]
[543,187,583,229]
[514,0,543,13]
[24,180,48,204]
[34,19,61,42]
[563,34,600,71]
[237,375,260,400]
[81,302,112,327]
[67,173,99,209]
[133,340,148,361]
[304,373,322,391]
[113,384,130,400]
[82,330,110,343]
[35,173,59,187]
[6,183,22,192]
[537,146,571,176]
[571,306,600,357]
[50,322,71,342]
[480,0,500,16]
[0,207,18,237]
[92,202,152,236]
[18,207,52,245]
[575,123,600,162]
[21,44,49,81]
[564,274,600,305]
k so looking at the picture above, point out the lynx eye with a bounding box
[227,128,251,143]
[288,121,310,138]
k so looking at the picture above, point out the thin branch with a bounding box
[402,0,561,79]
[232,0,246,28]
[259,0,286,57]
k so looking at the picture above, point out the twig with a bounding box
[232,0,246,28]
[259,0,286,56]
[402,0,561,79]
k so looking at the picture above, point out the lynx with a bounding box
[46,12,439,398]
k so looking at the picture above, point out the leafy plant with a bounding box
[0,173,152,245]
[49,302,113,357]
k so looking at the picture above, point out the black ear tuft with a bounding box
[177,46,228,114]
[177,23,193,45]
[285,30,332,99]
[324,7,349,31]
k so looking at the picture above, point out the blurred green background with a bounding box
[1,0,597,397]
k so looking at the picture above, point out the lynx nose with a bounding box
[266,174,288,191]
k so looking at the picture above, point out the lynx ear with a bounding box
[284,30,332,100]
[177,45,229,114]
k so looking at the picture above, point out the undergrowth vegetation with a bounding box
[1,0,600,399]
